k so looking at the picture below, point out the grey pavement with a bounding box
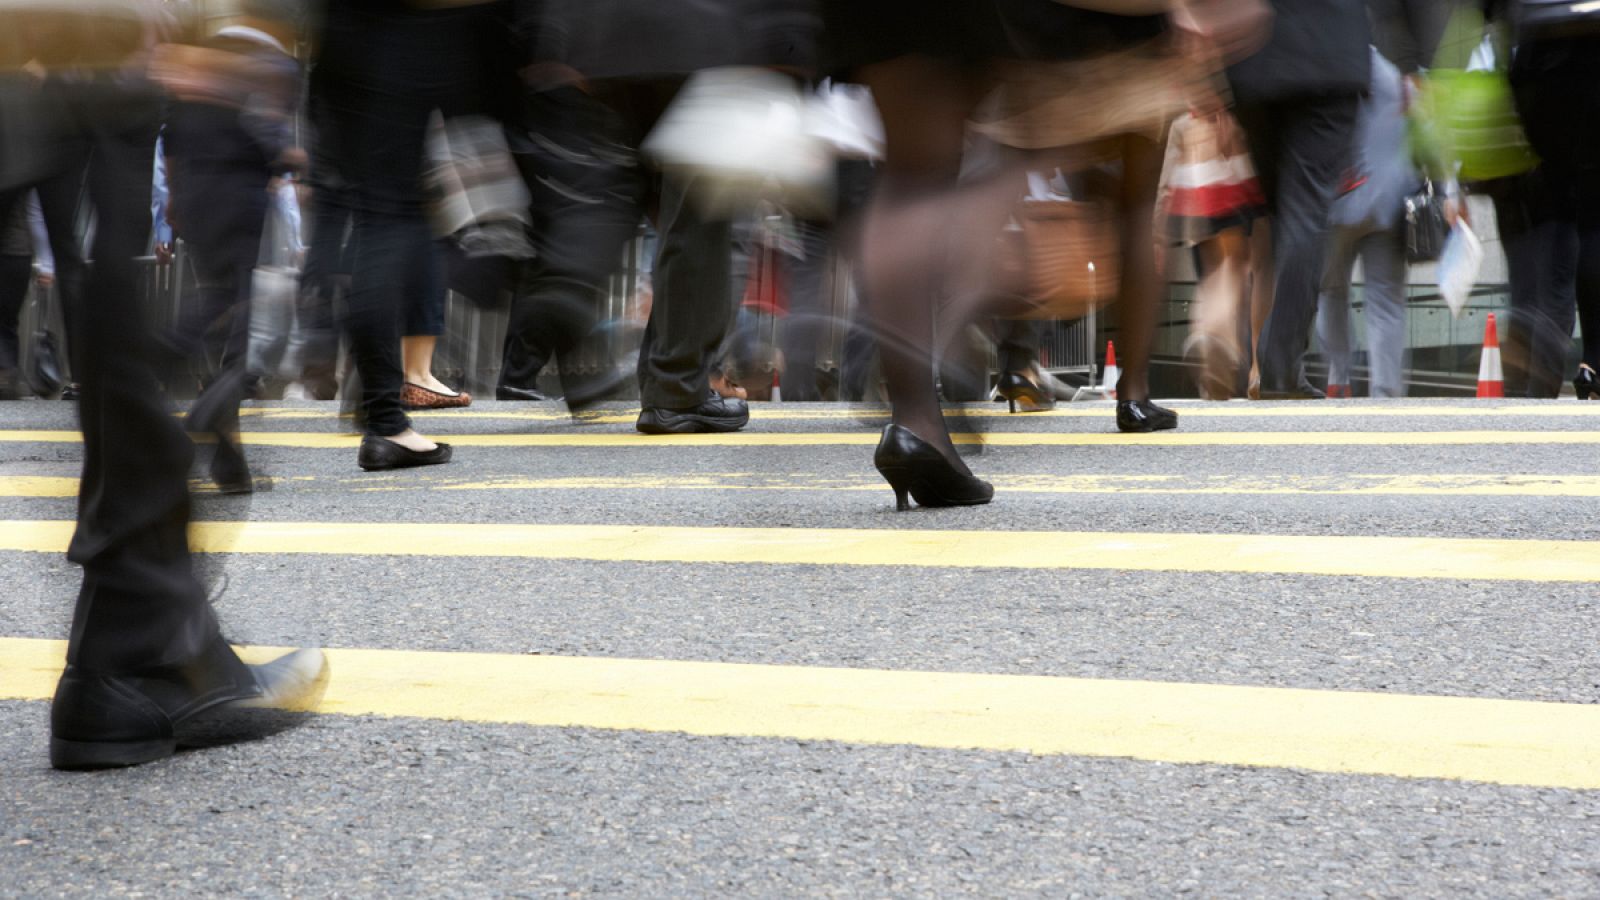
[2,399,1598,896]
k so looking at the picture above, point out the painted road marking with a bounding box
[6,430,1600,448]
[3,519,1597,581]
[2,638,1596,789]
[12,473,1600,499]
[221,403,1600,423]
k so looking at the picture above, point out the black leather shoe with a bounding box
[495,384,550,402]
[50,638,328,770]
[357,435,453,471]
[1116,399,1179,433]
[873,424,994,510]
[636,392,750,434]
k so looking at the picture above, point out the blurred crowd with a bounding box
[11,0,1600,772]
[2,0,1599,493]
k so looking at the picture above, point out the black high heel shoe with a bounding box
[995,370,1057,413]
[873,424,994,511]
[1116,399,1178,433]
[1575,365,1599,401]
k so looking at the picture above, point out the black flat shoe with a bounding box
[495,383,550,402]
[357,435,453,471]
[50,637,328,770]
[1575,366,1599,400]
[1116,399,1178,433]
[873,424,994,511]
[995,370,1057,413]
[636,391,749,434]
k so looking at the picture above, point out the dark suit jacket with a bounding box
[1228,0,1374,101]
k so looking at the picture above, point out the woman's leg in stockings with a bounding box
[1112,134,1165,402]
[1246,219,1274,397]
[1192,228,1247,399]
[856,57,1017,467]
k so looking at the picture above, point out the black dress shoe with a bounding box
[357,435,453,471]
[636,392,750,434]
[1116,399,1179,433]
[50,638,328,770]
[873,424,994,510]
[494,384,550,402]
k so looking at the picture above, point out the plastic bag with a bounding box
[1438,223,1485,318]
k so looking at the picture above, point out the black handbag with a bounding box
[24,289,64,398]
[1404,181,1449,264]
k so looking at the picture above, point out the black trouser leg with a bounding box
[62,90,221,673]
[501,85,645,392]
[342,217,429,436]
[0,254,30,374]
[637,171,735,409]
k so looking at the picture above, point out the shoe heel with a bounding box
[877,466,915,511]
[1007,398,1017,414]
[50,736,176,770]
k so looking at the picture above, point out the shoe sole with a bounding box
[358,455,452,472]
[51,736,177,770]
[636,414,748,435]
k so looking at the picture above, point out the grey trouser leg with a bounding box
[1359,226,1409,398]
[1316,225,1362,388]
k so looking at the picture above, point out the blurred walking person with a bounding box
[0,1,326,771]
[1315,49,1453,398]
[154,0,304,491]
[1509,1,1600,400]
[1228,0,1372,399]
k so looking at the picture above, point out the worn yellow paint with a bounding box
[422,472,1600,498]
[9,472,1600,498]
[2,519,1597,582]
[0,476,78,497]
[3,637,1596,789]
[6,429,1600,448]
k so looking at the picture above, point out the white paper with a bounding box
[1438,223,1485,318]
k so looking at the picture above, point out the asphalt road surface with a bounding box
[3,398,1598,897]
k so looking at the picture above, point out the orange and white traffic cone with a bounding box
[771,370,782,403]
[1102,341,1119,399]
[1476,313,1505,398]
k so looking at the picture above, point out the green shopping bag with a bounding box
[1425,64,1538,183]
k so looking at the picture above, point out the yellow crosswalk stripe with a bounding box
[5,429,1600,447]
[224,403,1600,423]
[3,519,1597,581]
[12,473,1600,499]
[3,637,1595,789]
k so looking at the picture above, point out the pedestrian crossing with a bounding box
[1,402,1597,793]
